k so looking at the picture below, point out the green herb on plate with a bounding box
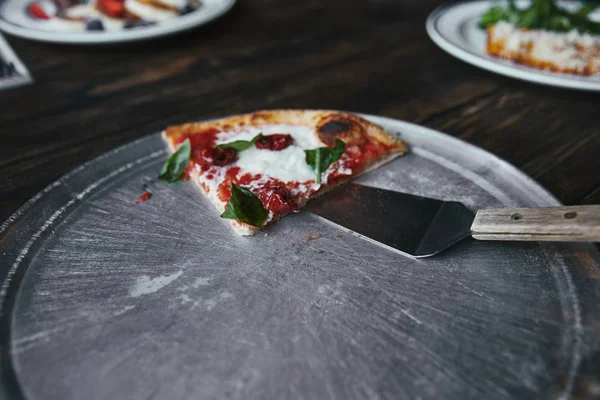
[479,0,600,34]
[159,138,191,183]
[216,133,262,152]
[304,139,345,184]
[220,182,268,227]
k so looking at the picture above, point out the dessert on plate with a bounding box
[26,0,201,31]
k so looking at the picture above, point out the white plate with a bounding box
[0,0,235,44]
[426,0,600,91]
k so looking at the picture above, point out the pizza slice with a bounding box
[486,22,600,76]
[161,110,408,235]
[479,0,600,76]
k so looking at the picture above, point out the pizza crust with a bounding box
[164,110,407,151]
[162,110,408,235]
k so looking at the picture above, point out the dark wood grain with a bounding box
[0,0,598,222]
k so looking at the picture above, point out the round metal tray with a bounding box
[1,115,598,400]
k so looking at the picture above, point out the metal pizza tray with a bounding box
[1,114,598,400]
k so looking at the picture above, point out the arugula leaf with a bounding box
[544,15,572,31]
[480,5,508,28]
[220,182,268,227]
[304,139,345,184]
[216,134,262,152]
[479,0,600,34]
[159,138,191,183]
[575,3,598,17]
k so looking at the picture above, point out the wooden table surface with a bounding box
[1,0,599,223]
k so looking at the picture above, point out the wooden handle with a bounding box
[470,205,600,242]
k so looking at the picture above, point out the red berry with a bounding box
[28,3,50,19]
[100,0,125,17]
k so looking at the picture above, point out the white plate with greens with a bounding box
[426,0,600,91]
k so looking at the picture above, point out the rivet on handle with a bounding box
[564,212,577,219]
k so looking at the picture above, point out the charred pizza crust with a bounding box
[164,110,405,151]
[163,110,408,235]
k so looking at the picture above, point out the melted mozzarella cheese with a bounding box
[184,123,351,234]
[216,124,324,149]
[216,124,325,183]
[236,147,315,183]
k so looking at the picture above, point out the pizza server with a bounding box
[306,183,600,258]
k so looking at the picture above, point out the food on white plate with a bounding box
[160,110,409,235]
[25,0,201,31]
[480,0,600,75]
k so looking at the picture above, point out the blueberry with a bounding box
[85,18,104,31]
[137,20,155,27]
[179,4,196,15]
[124,19,154,29]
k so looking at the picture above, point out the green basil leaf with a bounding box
[159,138,191,183]
[220,182,268,227]
[304,139,345,184]
[217,133,262,152]
[331,138,345,161]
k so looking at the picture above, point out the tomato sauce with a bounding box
[135,191,152,204]
[255,134,293,151]
[182,126,394,219]
[174,127,220,147]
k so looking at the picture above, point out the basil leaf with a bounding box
[217,134,262,152]
[220,182,268,227]
[159,138,191,183]
[304,139,345,184]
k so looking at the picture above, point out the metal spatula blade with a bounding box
[306,184,600,258]
[306,183,474,257]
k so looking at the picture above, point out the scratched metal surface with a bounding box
[0,115,599,400]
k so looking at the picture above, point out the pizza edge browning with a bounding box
[486,24,600,76]
[163,110,407,150]
[162,110,408,235]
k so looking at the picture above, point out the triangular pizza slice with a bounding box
[161,110,408,235]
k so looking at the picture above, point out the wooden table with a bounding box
[1,0,599,223]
